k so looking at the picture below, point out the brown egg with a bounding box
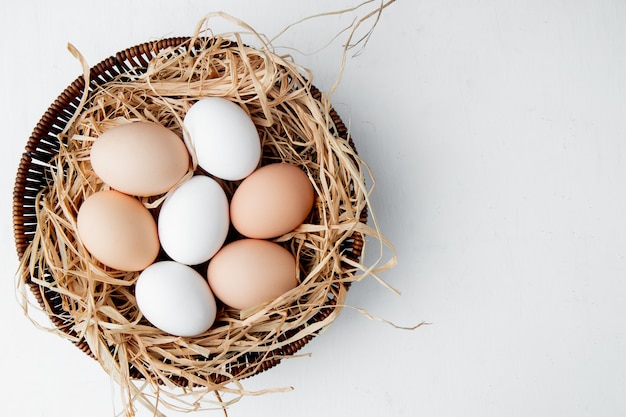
[230,163,315,239]
[90,121,190,197]
[77,190,160,271]
[207,239,297,310]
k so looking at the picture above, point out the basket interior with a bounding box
[12,37,366,384]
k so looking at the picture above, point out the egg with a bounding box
[230,163,315,239]
[90,121,190,196]
[158,175,230,265]
[183,97,261,181]
[207,239,298,310]
[135,261,217,337]
[77,190,159,271]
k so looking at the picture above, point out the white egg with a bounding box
[135,261,217,337]
[158,175,229,265]
[183,97,261,181]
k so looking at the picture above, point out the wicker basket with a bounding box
[12,37,366,386]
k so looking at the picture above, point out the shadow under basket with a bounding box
[12,37,366,386]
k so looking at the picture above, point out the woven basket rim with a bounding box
[12,36,366,384]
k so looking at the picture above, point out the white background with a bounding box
[2,1,626,416]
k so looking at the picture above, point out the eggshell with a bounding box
[77,190,159,271]
[183,97,261,181]
[230,163,315,239]
[135,261,217,337]
[207,239,298,310]
[158,175,230,265]
[90,121,190,196]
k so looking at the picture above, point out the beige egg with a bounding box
[207,239,298,310]
[77,190,160,271]
[230,163,315,239]
[90,121,190,197]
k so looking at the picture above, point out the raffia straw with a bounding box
[16,2,419,416]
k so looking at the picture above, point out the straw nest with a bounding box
[14,15,401,415]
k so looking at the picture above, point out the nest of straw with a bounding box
[14,25,393,412]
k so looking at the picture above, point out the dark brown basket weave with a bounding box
[12,37,366,383]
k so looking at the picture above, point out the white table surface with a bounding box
[2,1,626,416]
